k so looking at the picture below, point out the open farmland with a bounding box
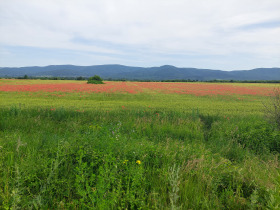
[0,79,280,209]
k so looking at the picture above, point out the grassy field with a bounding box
[0,79,280,209]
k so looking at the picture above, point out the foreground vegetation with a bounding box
[0,80,280,209]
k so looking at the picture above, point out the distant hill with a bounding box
[0,64,280,81]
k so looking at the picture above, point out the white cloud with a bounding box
[0,0,280,69]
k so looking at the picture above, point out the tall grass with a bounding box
[0,104,279,209]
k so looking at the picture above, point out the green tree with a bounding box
[76,76,85,80]
[87,75,104,84]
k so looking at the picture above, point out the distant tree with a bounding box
[87,75,104,84]
[76,76,85,80]
[23,75,29,79]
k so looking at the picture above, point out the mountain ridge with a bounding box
[0,65,280,81]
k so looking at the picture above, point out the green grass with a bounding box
[0,88,280,209]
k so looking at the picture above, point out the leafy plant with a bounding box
[87,75,104,84]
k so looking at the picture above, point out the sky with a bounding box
[0,0,280,70]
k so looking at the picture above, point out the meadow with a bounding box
[0,79,280,209]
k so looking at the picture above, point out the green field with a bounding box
[0,80,280,209]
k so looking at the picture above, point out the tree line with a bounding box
[2,75,280,83]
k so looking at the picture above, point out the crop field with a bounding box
[1,79,280,209]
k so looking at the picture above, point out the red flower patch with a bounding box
[0,81,274,96]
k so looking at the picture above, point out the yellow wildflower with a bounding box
[136,160,141,165]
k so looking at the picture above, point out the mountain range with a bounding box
[0,65,280,81]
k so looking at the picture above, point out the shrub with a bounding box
[87,75,104,84]
[263,87,280,129]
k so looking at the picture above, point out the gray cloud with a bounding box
[0,0,279,69]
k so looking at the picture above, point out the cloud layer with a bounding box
[1,0,280,70]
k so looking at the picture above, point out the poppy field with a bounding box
[0,79,274,96]
[0,79,280,209]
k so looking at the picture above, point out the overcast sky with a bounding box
[0,0,280,70]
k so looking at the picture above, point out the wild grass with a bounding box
[0,84,280,209]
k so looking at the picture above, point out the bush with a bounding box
[263,87,280,129]
[87,75,104,84]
